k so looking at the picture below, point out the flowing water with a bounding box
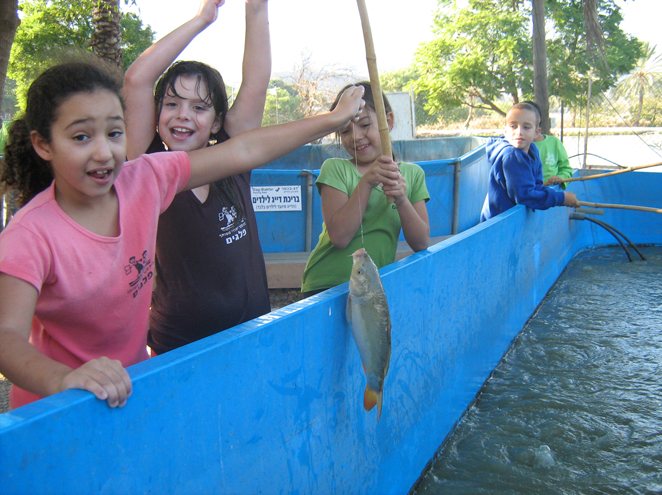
[412,246,662,495]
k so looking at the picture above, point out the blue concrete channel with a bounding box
[1,138,661,494]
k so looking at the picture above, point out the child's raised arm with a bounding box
[224,0,271,136]
[186,85,365,189]
[0,274,132,408]
[123,0,225,159]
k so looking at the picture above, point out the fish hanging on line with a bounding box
[346,248,392,420]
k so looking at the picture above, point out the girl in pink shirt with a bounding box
[0,58,364,410]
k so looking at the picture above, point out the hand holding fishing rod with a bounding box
[380,159,409,207]
[563,190,580,208]
[361,156,401,192]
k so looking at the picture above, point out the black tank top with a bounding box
[147,151,270,353]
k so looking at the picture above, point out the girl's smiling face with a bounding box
[338,106,393,167]
[31,88,126,204]
[157,74,221,152]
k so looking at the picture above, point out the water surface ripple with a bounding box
[413,247,662,495]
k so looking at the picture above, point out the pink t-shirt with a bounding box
[0,151,191,408]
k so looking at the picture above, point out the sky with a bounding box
[126,0,662,88]
[125,0,437,86]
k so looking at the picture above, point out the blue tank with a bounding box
[1,141,661,494]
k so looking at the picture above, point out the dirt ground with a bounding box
[269,288,306,310]
[0,376,8,413]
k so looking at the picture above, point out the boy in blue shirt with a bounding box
[480,102,579,221]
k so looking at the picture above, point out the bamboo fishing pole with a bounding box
[577,201,662,214]
[561,161,662,183]
[356,0,392,158]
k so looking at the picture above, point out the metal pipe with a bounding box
[303,171,314,252]
[451,160,461,234]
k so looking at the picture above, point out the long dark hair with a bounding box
[150,60,244,214]
[1,59,123,207]
[153,60,229,144]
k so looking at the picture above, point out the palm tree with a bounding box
[616,42,662,126]
[90,0,122,67]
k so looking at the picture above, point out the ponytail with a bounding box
[2,118,54,207]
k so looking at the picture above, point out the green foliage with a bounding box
[381,68,417,92]
[415,0,532,117]
[612,42,662,126]
[638,90,662,126]
[9,0,153,110]
[381,68,435,126]
[414,0,643,120]
[545,0,643,106]
[0,121,9,154]
[1,79,18,118]
[262,81,303,126]
[119,12,154,71]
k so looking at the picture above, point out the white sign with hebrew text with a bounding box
[251,185,302,212]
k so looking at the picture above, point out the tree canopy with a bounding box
[9,0,153,109]
[413,0,643,119]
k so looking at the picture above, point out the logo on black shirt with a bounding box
[218,206,238,232]
[218,206,248,245]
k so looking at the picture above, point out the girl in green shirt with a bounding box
[301,82,430,295]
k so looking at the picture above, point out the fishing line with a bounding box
[352,123,366,248]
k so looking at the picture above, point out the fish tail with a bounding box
[364,386,384,420]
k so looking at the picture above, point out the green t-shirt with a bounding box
[301,158,430,293]
[535,134,573,185]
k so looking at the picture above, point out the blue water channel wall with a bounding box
[1,170,661,494]
[252,137,488,252]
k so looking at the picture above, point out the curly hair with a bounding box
[1,59,123,207]
[1,119,54,207]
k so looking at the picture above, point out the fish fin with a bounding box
[346,294,352,325]
[364,387,383,420]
